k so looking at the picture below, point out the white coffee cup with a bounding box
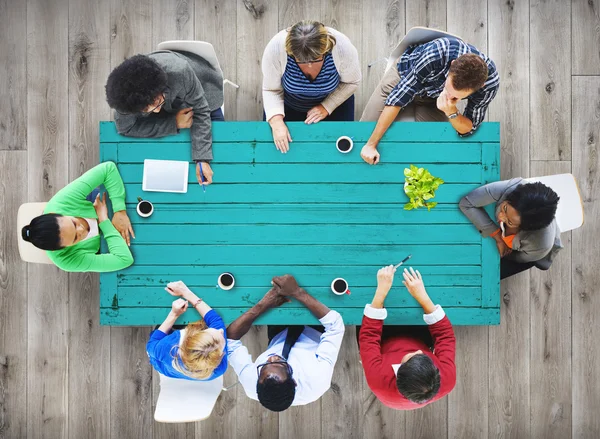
[331,278,350,295]
[136,197,154,218]
[218,272,235,290]
[336,136,353,153]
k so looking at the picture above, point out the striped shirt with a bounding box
[282,53,340,112]
[386,37,499,136]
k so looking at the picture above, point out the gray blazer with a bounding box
[114,50,224,162]
[459,178,563,269]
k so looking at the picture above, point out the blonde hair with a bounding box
[171,320,225,380]
[285,21,336,63]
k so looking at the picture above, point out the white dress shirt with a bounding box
[227,310,345,406]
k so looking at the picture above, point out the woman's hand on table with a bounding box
[360,143,380,165]
[269,115,292,153]
[305,104,329,124]
[112,211,135,246]
[93,192,109,222]
[166,281,195,301]
[196,161,213,186]
[171,298,189,317]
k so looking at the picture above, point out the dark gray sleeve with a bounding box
[507,230,554,263]
[114,109,178,138]
[458,178,523,237]
[180,66,213,162]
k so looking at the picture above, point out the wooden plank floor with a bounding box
[0,0,598,437]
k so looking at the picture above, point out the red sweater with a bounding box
[359,314,456,410]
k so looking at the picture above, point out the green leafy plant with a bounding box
[403,164,444,211]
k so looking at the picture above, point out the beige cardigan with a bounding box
[261,27,362,121]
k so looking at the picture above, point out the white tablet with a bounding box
[142,159,189,193]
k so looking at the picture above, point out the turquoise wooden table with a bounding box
[99,121,500,326]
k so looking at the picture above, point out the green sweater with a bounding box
[44,162,134,272]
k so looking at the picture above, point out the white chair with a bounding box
[157,40,239,117]
[154,373,224,423]
[369,27,463,73]
[17,202,53,265]
[524,173,584,232]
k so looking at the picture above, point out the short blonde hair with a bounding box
[171,320,224,380]
[285,21,336,63]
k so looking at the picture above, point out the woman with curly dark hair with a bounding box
[459,178,562,279]
[105,51,224,186]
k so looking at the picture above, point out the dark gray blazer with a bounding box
[114,50,224,162]
[459,178,563,269]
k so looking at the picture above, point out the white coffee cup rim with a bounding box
[218,272,235,290]
[336,136,353,153]
[136,199,154,218]
[331,277,348,295]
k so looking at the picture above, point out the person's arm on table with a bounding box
[360,69,422,165]
[50,191,134,272]
[165,280,213,317]
[359,265,395,389]
[261,33,292,153]
[458,179,523,257]
[146,298,188,361]
[402,267,456,394]
[227,287,289,340]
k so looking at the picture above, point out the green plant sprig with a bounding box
[403,164,444,211]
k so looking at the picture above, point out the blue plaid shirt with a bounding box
[386,37,499,136]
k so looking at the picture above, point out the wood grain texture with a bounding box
[321,327,362,439]
[362,0,404,124]
[0,0,26,150]
[448,327,487,439]
[572,0,600,75]
[236,0,278,120]
[67,0,111,437]
[529,160,572,439]
[530,0,571,161]
[447,0,487,49]
[26,0,70,438]
[152,0,194,48]
[487,1,532,437]
[321,0,363,117]
[445,5,489,438]
[572,76,600,438]
[0,151,27,439]
[278,0,321,28]
[406,0,447,30]
[196,368,238,439]
[195,0,238,118]
[110,327,154,438]
[405,399,448,439]
[108,2,154,438]
[487,0,529,179]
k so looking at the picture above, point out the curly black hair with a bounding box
[505,182,559,231]
[105,55,168,114]
[256,375,296,412]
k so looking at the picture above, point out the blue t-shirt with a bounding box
[146,309,228,380]
[282,53,340,112]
